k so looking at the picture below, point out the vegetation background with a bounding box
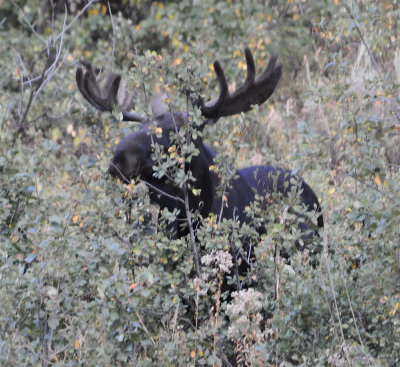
[1,0,399,365]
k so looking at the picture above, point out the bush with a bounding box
[1,1,399,365]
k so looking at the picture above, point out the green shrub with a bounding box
[1,1,399,365]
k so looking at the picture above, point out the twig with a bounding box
[135,48,148,105]
[105,2,116,76]
[31,8,68,106]
[322,228,351,366]
[108,161,185,204]
[53,0,99,43]
[321,159,399,205]
[139,179,185,204]
[218,186,226,225]
[12,0,46,44]
[135,311,155,345]
[344,3,400,123]
[343,279,371,366]
[184,186,202,278]
[216,339,233,367]
[12,56,47,147]
[168,102,202,277]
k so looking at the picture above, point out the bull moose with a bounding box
[76,47,323,287]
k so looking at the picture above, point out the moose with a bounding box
[76,48,323,289]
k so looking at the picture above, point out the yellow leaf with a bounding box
[73,136,81,147]
[84,50,91,58]
[191,350,196,358]
[73,215,79,224]
[129,282,138,290]
[389,301,399,316]
[74,339,80,349]
[374,175,381,185]
[267,14,271,22]
[198,350,204,357]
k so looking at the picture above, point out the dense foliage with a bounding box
[1,0,399,365]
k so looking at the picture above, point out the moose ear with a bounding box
[151,92,169,118]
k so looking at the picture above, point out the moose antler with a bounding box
[76,63,148,123]
[199,48,282,119]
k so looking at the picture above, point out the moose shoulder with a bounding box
[76,47,323,243]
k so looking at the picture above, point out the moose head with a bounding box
[76,47,322,260]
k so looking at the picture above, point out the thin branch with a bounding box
[31,8,68,106]
[184,186,201,278]
[105,1,116,76]
[169,103,202,278]
[344,3,400,123]
[135,311,155,345]
[135,48,148,105]
[321,159,399,205]
[218,186,226,225]
[108,162,185,204]
[322,228,351,366]
[53,0,99,43]
[12,0,46,44]
[12,57,47,147]
[216,339,233,367]
[139,179,185,204]
[343,279,371,366]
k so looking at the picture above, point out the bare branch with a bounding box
[53,0,99,43]
[105,1,116,77]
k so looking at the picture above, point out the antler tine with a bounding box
[200,61,229,116]
[200,48,282,119]
[243,47,256,87]
[259,55,278,83]
[76,63,148,123]
[84,64,121,112]
[76,67,103,111]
